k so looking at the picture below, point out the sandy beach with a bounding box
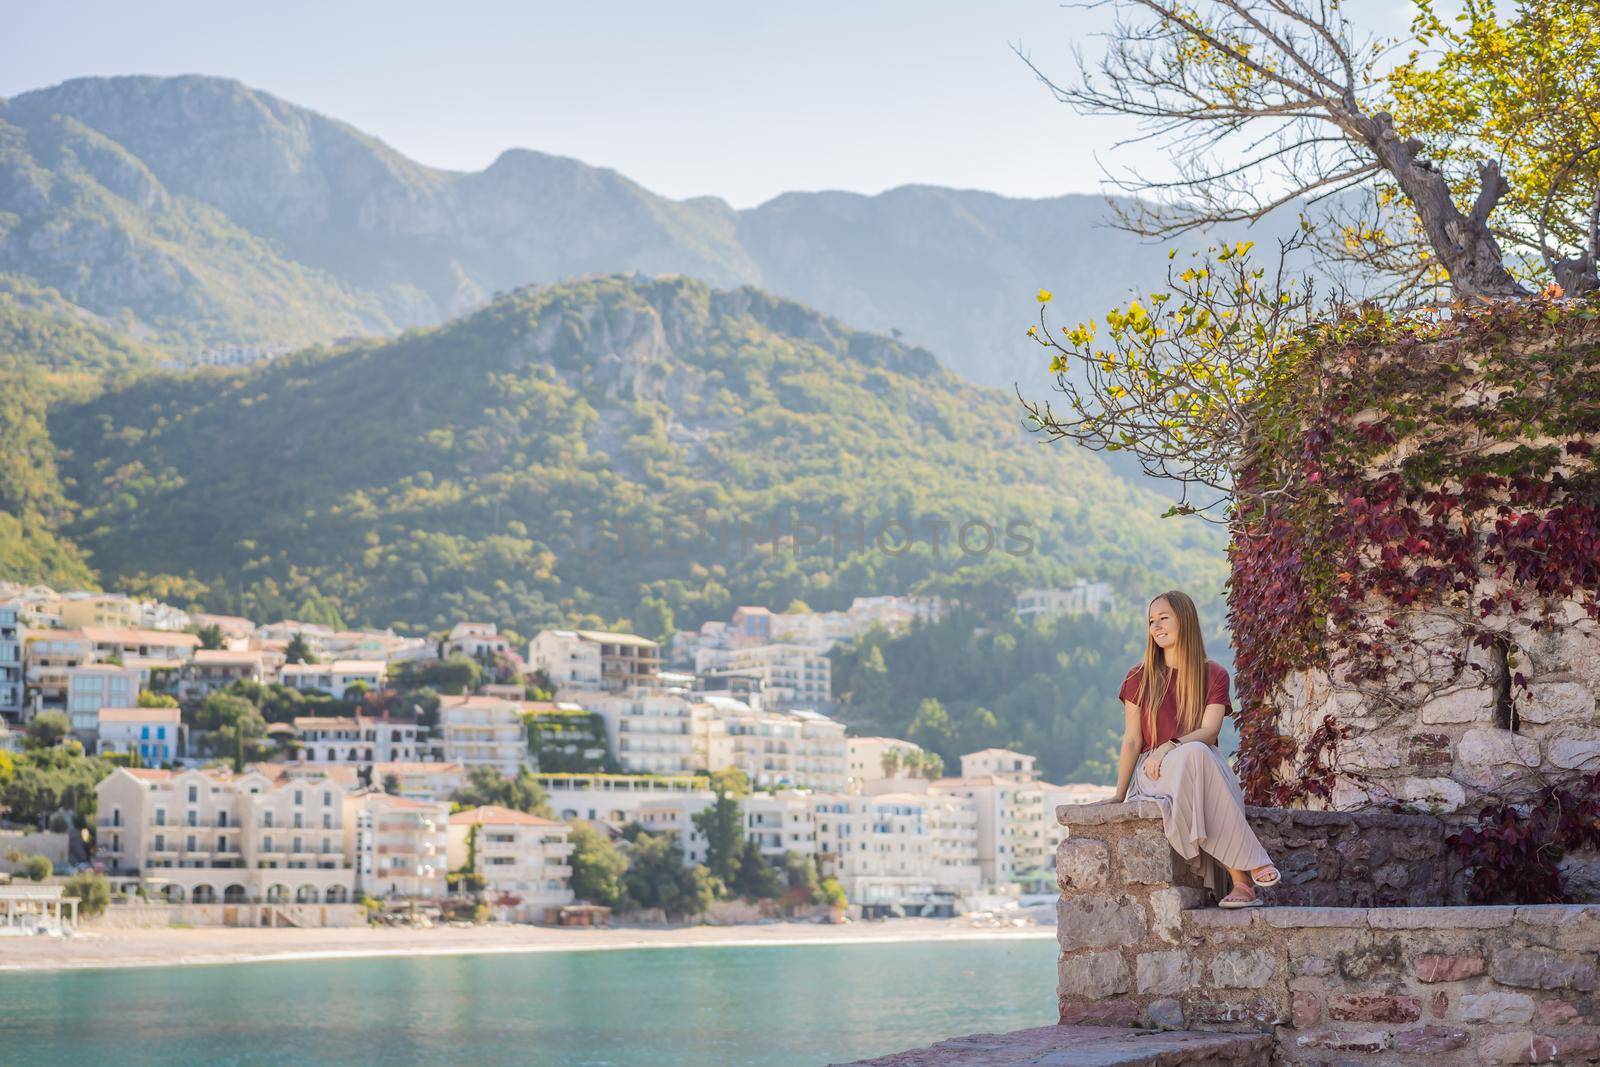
[0,916,1054,974]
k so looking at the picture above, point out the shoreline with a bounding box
[0,917,1055,975]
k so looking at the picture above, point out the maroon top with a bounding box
[1118,660,1233,752]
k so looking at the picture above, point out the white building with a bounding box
[346,791,449,899]
[65,663,141,736]
[634,794,717,864]
[0,604,24,724]
[846,737,929,790]
[444,622,511,661]
[179,649,268,701]
[1015,581,1115,622]
[292,715,422,766]
[96,706,182,764]
[695,643,831,710]
[279,660,387,697]
[579,688,697,774]
[695,700,847,792]
[374,761,466,802]
[1007,781,1116,880]
[531,629,662,693]
[95,766,356,904]
[447,805,575,918]
[537,772,709,824]
[960,748,1039,781]
[438,695,528,776]
[811,790,979,911]
[742,790,818,858]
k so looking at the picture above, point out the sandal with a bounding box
[1251,864,1281,888]
[1218,884,1262,909]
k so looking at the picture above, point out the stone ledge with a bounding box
[831,1024,1274,1066]
[1183,903,1586,932]
[1057,800,1164,827]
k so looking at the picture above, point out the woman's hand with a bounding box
[1145,741,1176,781]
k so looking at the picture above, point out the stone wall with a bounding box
[93,902,367,928]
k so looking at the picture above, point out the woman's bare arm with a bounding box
[1171,704,1226,747]
[1110,699,1143,801]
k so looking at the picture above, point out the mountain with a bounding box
[0,74,1241,387]
[38,275,1227,634]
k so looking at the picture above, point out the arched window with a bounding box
[223,884,247,903]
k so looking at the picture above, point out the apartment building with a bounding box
[694,701,847,792]
[57,593,192,633]
[95,766,356,903]
[22,629,92,712]
[1006,781,1116,880]
[444,622,511,660]
[1015,581,1115,622]
[292,715,422,765]
[179,649,269,701]
[0,604,23,723]
[374,761,465,802]
[742,790,818,858]
[846,737,929,790]
[577,688,696,774]
[97,706,182,764]
[812,791,949,910]
[81,627,201,664]
[447,805,575,918]
[633,794,717,864]
[695,643,830,710]
[279,660,387,697]
[960,748,1039,781]
[346,791,449,899]
[531,629,661,693]
[438,695,527,776]
[65,664,141,736]
[537,772,708,823]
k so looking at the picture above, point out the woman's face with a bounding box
[1148,599,1179,651]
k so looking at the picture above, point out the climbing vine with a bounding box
[1228,294,1600,805]
[1445,770,1600,904]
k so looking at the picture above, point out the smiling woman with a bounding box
[1105,589,1280,908]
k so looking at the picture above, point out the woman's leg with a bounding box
[1159,742,1273,877]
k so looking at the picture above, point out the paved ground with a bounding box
[832,1024,1274,1066]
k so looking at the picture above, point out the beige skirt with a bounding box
[1127,741,1272,898]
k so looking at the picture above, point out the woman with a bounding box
[1106,590,1279,908]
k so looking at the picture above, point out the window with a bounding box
[294,790,304,805]
[322,813,332,829]
[293,813,303,829]
[188,785,198,803]
[155,809,166,826]
[154,834,165,851]
[187,810,197,827]
[186,835,196,851]
[218,811,228,827]
[263,836,273,851]
[323,791,332,806]
[263,811,274,828]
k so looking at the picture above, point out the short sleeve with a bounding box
[1206,662,1233,715]
[1118,666,1141,705]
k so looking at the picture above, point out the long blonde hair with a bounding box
[1133,590,1208,746]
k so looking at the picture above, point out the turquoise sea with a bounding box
[1,936,1057,1065]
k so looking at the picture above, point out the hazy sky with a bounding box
[5,0,1415,209]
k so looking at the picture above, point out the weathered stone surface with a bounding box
[1407,732,1453,770]
[1185,995,1285,1026]
[1558,850,1600,904]
[1412,952,1486,982]
[1144,997,1183,1029]
[1337,937,1407,981]
[1421,687,1492,725]
[1537,998,1581,1025]
[1209,947,1276,989]
[1291,955,1334,978]
[1262,906,1367,928]
[1545,727,1600,771]
[1368,905,1516,928]
[1327,992,1422,1023]
[1392,1025,1470,1054]
[1148,886,1208,943]
[1135,949,1198,995]
[1456,726,1542,789]
[1291,989,1322,1027]
[1342,734,1403,771]
[1057,800,1162,827]
[1455,990,1536,1024]
[1294,1028,1389,1052]
[1056,894,1147,951]
[1490,947,1600,990]
[1476,1031,1560,1064]
[1058,949,1131,999]
[1522,680,1598,724]
[837,1024,1274,1067]
[1055,837,1110,892]
[1389,775,1467,812]
[1057,996,1141,1027]
[1118,830,1181,885]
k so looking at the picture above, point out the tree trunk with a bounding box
[1352,112,1529,303]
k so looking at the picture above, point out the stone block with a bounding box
[1544,726,1600,771]
[1521,680,1597,724]
[1057,995,1140,1027]
[1455,990,1535,1024]
[1292,956,1334,978]
[1144,997,1184,1029]
[1392,1025,1470,1054]
[1210,947,1276,989]
[1411,952,1486,982]
[1058,949,1131,999]
[1406,732,1453,770]
[1538,999,1581,1025]
[1291,989,1322,1027]
[1148,886,1208,943]
[1186,995,1286,1026]
[1342,734,1403,771]
[1056,893,1147,951]
[1456,726,1542,789]
[1490,947,1600,990]
[1057,799,1162,827]
[1421,686,1492,725]
[1327,993,1422,1023]
[1389,775,1468,812]
[1294,1028,1389,1052]
[1262,906,1368,928]
[1135,949,1198,995]
[1476,1031,1559,1064]
[1055,837,1110,892]
[1368,905,1516,929]
[1558,851,1600,904]
[1117,829,1182,885]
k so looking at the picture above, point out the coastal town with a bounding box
[0,582,1115,937]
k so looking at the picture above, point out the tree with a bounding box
[880,749,903,779]
[64,870,111,917]
[20,853,52,881]
[731,838,785,900]
[568,821,628,908]
[1020,0,1590,300]
[451,767,555,818]
[284,633,316,665]
[621,831,713,917]
[136,689,179,708]
[782,850,822,898]
[194,692,269,765]
[192,623,225,650]
[25,712,72,749]
[907,698,956,757]
[692,768,749,890]
[382,773,402,795]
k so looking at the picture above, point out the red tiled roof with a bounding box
[448,804,564,827]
